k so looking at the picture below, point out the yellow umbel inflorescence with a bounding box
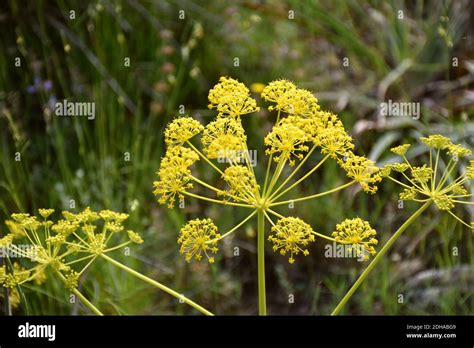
[264,120,309,166]
[208,76,260,118]
[0,207,143,293]
[382,135,474,230]
[178,218,220,263]
[338,152,382,194]
[153,146,199,208]
[154,76,381,266]
[260,79,297,108]
[332,218,378,261]
[220,165,260,204]
[164,116,204,147]
[201,117,247,159]
[268,217,315,264]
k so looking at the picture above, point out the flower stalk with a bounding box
[100,254,214,316]
[331,201,432,315]
[257,209,267,315]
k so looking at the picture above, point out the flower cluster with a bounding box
[338,152,382,194]
[154,77,379,265]
[153,146,199,208]
[0,208,143,295]
[262,81,356,164]
[268,217,315,264]
[208,76,260,118]
[178,218,220,263]
[382,135,474,229]
[332,218,378,261]
[164,116,204,147]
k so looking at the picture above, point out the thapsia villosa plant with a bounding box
[3,77,470,316]
[153,77,382,315]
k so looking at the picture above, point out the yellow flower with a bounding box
[51,219,80,235]
[11,213,30,223]
[294,110,354,157]
[0,266,5,284]
[208,76,259,117]
[316,123,354,158]
[46,234,66,246]
[63,207,100,224]
[2,207,139,302]
[383,135,474,228]
[332,218,378,261]
[399,188,418,200]
[391,144,411,156]
[12,214,41,231]
[1,263,30,288]
[467,160,474,179]
[38,208,55,219]
[411,165,433,184]
[164,116,204,147]
[127,230,144,244]
[201,117,247,159]
[420,134,450,149]
[153,146,199,208]
[220,165,260,204]
[104,221,124,233]
[338,152,381,194]
[391,163,410,172]
[433,194,455,211]
[267,88,319,117]
[446,143,471,158]
[64,271,80,291]
[178,218,220,263]
[265,119,309,166]
[8,288,21,308]
[5,220,25,239]
[268,217,315,264]
[261,79,296,106]
[0,234,13,247]
[250,82,266,94]
[98,210,128,223]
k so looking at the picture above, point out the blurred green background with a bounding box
[0,0,473,315]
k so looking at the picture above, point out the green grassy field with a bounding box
[0,0,473,315]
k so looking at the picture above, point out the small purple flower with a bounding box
[43,80,53,91]
[26,85,36,94]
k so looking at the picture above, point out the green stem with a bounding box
[257,209,267,315]
[270,154,330,202]
[56,272,103,316]
[312,231,336,242]
[100,254,213,316]
[432,148,440,190]
[269,145,317,199]
[212,210,257,241]
[266,158,287,197]
[262,110,281,196]
[271,181,355,206]
[331,201,432,315]
[186,140,223,175]
[182,191,253,208]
